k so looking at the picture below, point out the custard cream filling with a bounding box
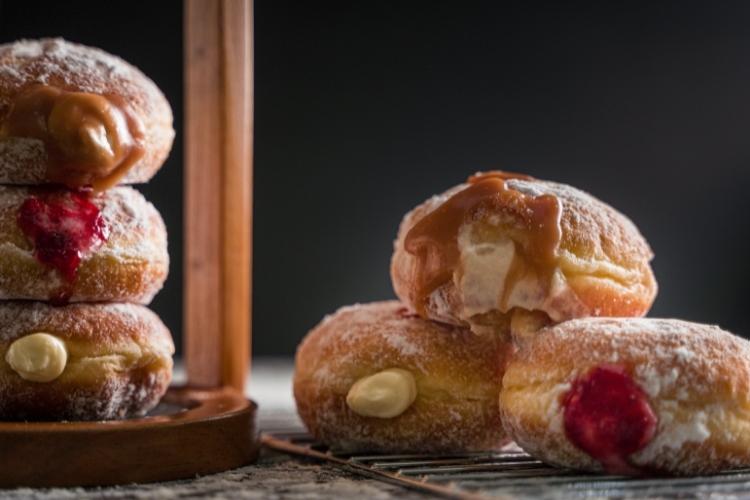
[6,332,68,382]
[4,333,171,385]
[346,368,417,418]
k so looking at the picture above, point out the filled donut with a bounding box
[0,185,167,304]
[0,38,174,190]
[500,317,750,475]
[0,301,173,421]
[293,301,510,453]
[391,171,657,337]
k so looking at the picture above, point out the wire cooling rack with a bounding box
[260,413,750,499]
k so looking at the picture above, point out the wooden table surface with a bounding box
[0,359,425,499]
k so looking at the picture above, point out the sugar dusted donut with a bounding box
[293,301,509,453]
[0,302,173,421]
[500,318,750,475]
[0,38,174,190]
[391,172,657,337]
[0,185,167,304]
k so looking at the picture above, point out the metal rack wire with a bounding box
[261,415,750,499]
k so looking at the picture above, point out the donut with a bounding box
[0,301,173,421]
[293,301,509,453]
[391,171,657,337]
[0,185,167,303]
[500,317,750,475]
[0,38,174,190]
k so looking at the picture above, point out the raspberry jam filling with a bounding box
[18,189,109,284]
[563,364,657,475]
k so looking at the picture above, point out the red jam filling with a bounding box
[563,364,657,475]
[17,190,108,284]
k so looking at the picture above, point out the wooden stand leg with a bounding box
[184,0,253,391]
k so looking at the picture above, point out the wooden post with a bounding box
[184,0,253,391]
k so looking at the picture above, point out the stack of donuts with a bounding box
[295,171,750,475]
[0,39,174,420]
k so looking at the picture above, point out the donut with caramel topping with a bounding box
[293,301,510,453]
[500,318,750,475]
[0,301,173,421]
[0,38,173,190]
[391,172,657,337]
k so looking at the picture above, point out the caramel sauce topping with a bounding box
[404,171,562,315]
[1,85,145,191]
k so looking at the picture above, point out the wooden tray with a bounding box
[0,386,258,488]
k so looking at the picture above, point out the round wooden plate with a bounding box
[0,386,259,487]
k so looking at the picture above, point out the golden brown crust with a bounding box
[0,185,168,303]
[0,302,174,421]
[391,175,657,334]
[0,38,173,185]
[500,318,750,474]
[293,301,510,453]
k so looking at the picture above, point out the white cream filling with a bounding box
[632,403,712,465]
[456,224,580,321]
[545,382,572,436]
[458,233,515,317]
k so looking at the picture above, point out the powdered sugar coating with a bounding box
[0,38,174,185]
[510,318,750,403]
[505,178,653,270]
[0,185,168,303]
[294,301,509,453]
[0,302,173,420]
[501,317,750,474]
[391,173,657,334]
[0,302,172,347]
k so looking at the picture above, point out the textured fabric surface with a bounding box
[1,451,422,499]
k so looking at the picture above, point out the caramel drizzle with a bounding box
[403,171,562,314]
[1,84,145,191]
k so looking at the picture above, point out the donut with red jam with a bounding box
[500,318,750,475]
[0,185,167,304]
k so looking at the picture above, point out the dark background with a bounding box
[1,1,749,357]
